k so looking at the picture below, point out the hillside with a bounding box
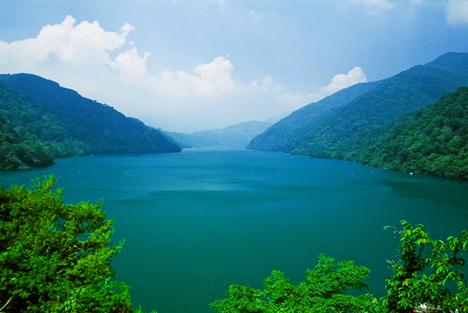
[248,81,380,152]
[168,121,271,149]
[0,82,85,169]
[0,118,53,170]
[0,74,181,170]
[249,52,468,160]
[347,87,468,180]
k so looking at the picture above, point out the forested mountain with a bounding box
[248,82,380,152]
[0,74,180,170]
[345,87,468,180]
[249,53,468,161]
[167,120,271,149]
[0,82,85,169]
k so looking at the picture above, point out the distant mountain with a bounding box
[167,121,272,149]
[0,74,180,170]
[166,131,218,149]
[347,87,468,180]
[249,52,468,162]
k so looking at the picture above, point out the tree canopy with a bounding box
[0,177,156,312]
[346,87,468,180]
[212,221,468,313]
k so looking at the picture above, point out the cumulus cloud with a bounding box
[149,57,236,98]
[0,15,368,131]
[0,16,129,71]
[446,0,468,25]
[0,15,141,95]
[320,67,367,96]
[111,47,150,81]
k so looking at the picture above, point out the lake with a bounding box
[0,149,467,313]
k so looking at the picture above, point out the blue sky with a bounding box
[1,0,468,131]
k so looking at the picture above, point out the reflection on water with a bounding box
[379,175,468,209]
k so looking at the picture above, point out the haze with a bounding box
[1,0,468,132]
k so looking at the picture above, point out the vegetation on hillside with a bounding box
[249,52,468,180]
[290,54,468,158]
[0,82,88,170]
[0,177,156,313]
[0,119,53,170]
[0,74,181,170]
[247,81,379,152]
[343,87,468,180]
[212,221,468,313]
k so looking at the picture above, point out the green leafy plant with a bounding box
[384,221,468,313]
[212,221,467,313]
[0,177,156,313]
[211,254,380,313]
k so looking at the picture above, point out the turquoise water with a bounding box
[0,149,467,313]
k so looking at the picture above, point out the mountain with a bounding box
[0,74,180,170]
[165,131,218,149]
[248,81,380,152]
[248,52,468,160]
[167,121,272,149]
[347,87,468,180]
[0,82,83,169]
[0,116,53,170]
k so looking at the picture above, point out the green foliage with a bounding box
[248,81,379,152]
[0,177,156,313]
[212,221,468,313]
[0,119,53,170]
[0,74,180,154]
[348,87,468,180]
[384,221,468,313]
[211,254,380,313]
[249,52,468,180]
[0,177,466,312]
[250,53,468,155]
[0,82,87,170]
[0,74,181,170]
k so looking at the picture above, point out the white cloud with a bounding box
[0,15,368,132]
[0,15,129,69]
[0,16,283,130]
[111,47,150,81]
[0,15,138,96]
[149,57,237,98]
[320,67,367,96]
[446,0,468,25]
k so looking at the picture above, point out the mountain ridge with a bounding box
[249,52,468,158]
[344,86,468,180]
[167,120,271,149]
[0,73,180,170]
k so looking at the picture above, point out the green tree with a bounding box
[212,221,468,313]
[211,254,380,313]
[0,177,156,313]
[384,221,468,313]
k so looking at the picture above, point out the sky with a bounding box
[0,0,468,132]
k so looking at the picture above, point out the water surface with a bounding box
[1,149,467,313]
